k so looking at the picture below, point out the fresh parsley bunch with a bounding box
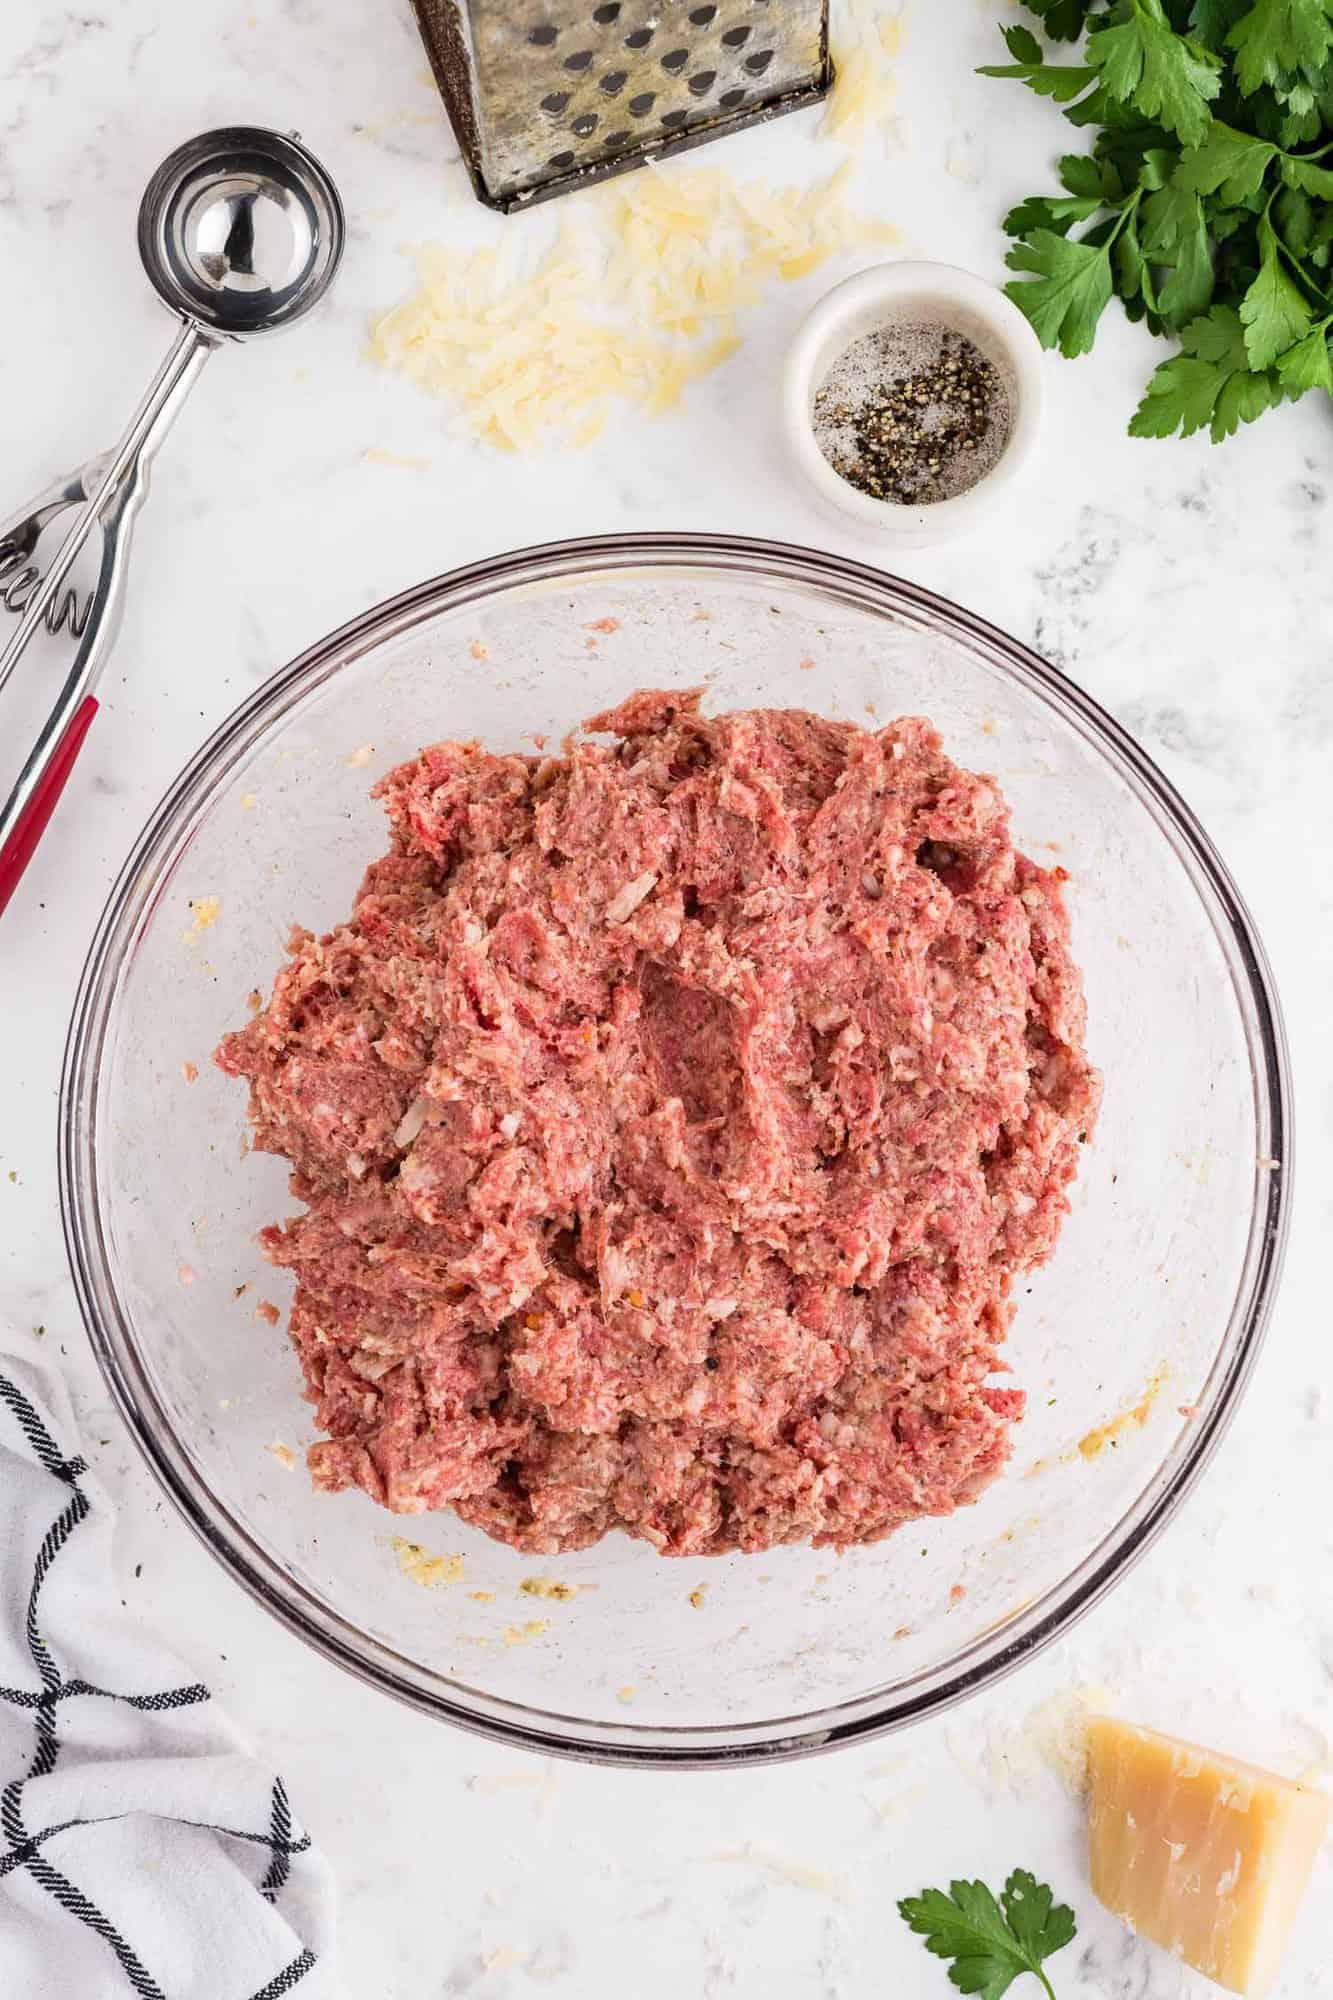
[979,0,1333,440]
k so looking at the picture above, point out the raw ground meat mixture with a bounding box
[217,691,1100,1557]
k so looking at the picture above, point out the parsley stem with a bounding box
[1264,192,1333,312]
[1105,188,1143,246]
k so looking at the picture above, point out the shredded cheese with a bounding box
[391,1537,465,1588]
[484,1949,528,1974]
[519,1576,579,1601]
[362,446,431,471]
[370,161,898,453]
[502,1619,549,1645]
[706,1842,855,1903]
[823,1,906,148]
[1077,1366,1171,1460]
[183,896,220,944]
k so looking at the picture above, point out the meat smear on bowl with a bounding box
[216,690,1100,1557]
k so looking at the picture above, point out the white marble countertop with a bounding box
[3,1,1330,1995]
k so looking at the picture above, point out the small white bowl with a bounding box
[782,261,1045,547]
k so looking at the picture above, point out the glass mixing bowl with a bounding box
[61,535,1290,1767]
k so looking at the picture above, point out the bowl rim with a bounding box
[60,531,1292,1769]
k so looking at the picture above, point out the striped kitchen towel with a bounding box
[0,1345,335,1998]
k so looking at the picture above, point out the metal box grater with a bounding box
[411,0,832,213]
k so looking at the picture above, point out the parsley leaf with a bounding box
[1276,314,1333,379]
[1280,148,1333,191]
[1311,196,1333,261]
[1227,0,1333,97]
[1023,0,1099,40]
[1059,150,1109,194]
[1004,192,1106,235]
[1114,203,1158,310]
[1002,1871,1079,1971]
[1174,118,1279,197]
[1239,211,1314,358]
[1144,183,1219,317]
[1192,296,1268,358]
[978,25,1098,102]
[1190,0,1250,50]
[1129,302,1285,434]
[1136,143,1178,187]
[1275,179,1318,247]
[1129,351,1236,430]
[1271,90,1323,144]
[1093,110,1177,180]
[1004,226,1118,353]
[1087,0,1222,145]
[1218,361,1290,423]
[898,1869,1078,2000]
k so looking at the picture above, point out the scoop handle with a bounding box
[0,318,216,919]
[0,319,213,700]
[0,696,98,918]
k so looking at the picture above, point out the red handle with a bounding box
[0,695,99,918]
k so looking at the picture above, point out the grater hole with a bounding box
[661,109,690,128]
[629,90,656,114]
[721,24,751,47]
[599,68,628,94]
[689,3,718,20]
[564,47,594,71]
[745,47,775,74]
[625,26,652,47]
[688,68,717,96]
[548,150,576,169]
[571,111,599,135]
[604,128,630,148]
[661,47,689,72]
[718,86,746,107]
[529,22,558,43]
[592,1,622,18]
[540,90,571,114]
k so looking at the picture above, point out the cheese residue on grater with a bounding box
[370,162,898,453]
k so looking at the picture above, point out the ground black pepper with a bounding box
[812,321,1011,506]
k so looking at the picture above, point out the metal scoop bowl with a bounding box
[0,126,344,917]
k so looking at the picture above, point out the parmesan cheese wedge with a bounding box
[1087,1717,1329,1996]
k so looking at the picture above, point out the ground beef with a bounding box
[216,691,1100,1557]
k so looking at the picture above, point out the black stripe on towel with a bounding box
[260,1776,294,1903]
[0,1676,211,1712]
[0,1373,80,1482]
[0,1810,92,1878]
[249,1947,319,1998]
[2,1782,166,2000]
[0,1805,312,1879]
[0,1367,319,2000]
